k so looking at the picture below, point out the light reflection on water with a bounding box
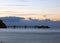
[0,28,60,32]
[0,28,60,43]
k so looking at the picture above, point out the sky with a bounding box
[0,0,60,21]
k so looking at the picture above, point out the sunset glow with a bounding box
[0,0,60,20]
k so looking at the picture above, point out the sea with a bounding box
[0,28,60,43]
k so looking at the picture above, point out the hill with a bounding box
[0,17,60,28]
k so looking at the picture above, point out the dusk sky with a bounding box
[0,0,60,20]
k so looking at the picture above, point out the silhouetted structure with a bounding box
[0,19,7,28]
[7,25,50,29]
[37,25,50,28]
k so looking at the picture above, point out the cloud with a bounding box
[0,0,31,7]
[7,5,29,7]
[16,0,29,2]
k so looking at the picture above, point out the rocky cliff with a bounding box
[0,19,7,28]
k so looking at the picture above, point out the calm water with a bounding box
[0,28,60,43]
